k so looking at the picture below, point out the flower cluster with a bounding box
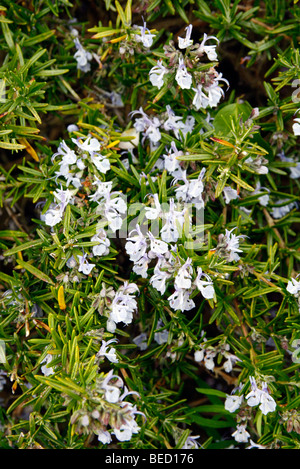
[130,103,197,150]
[125,221,215,313]
[194,339,241,373]
[70,370,144,444]
[216,228,247,263]
[40,137,129,279]
[225,376,277,417]
[149,25,229,110]
[224,376,277,444]
[111,19,156,57]
[71,28,93,72]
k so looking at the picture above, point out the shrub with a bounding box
[0,0,299,450]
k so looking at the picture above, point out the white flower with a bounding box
[246,439,266,449]
[110,303,132,326]
[245,155,268,174]
[246,377,276,415]
[232,424,250,443]
[52,140,77,165]
[223,353,239,373]
[163,141,183,176]
[91,230,110,257]
[91,154,110,173]
[253,181,270,206]
[180,434,200,449]
[113,425,132,442]
[145,193,162,220]
[181,115,195,136]
[245,376,261,407]
[259,383,277,415]
[76,158,86,170]
[73,37,92,72]
[192,84,210,110]
[175,58,192,89]
[105,384,121,403]
[154,319,169,344]
[66,255,77,269]
[204,349,216,370]
[168,287,195,312]
[135,20,155,48]
[224,227,246,262]
[131,107,161,144]
[97,430,112,445]
[113,422,140,442]
[133,332,148,351]
[277,151,300,179]
[44,207,63,227]
[103,193,127,233]
[106,318,116,333]
[175,258,193,290]
[77,253,95,275]
[223,186,239,204]
[81,415,89,427]
[149,60,168,89]
[90,179,113,202]
[178,24,193,49]
[163,105,186,139]
[287,277,300,296]
[160,199,186,243]
[194,349,204,363]
[206,81,225,107]
[205,72,229,108]
[97,339,119,363]
[72,135,101,154]
[67,124,79,133]
[109,282,139,326]
[132,253,149,279]
[125,225,148,262]
[52,187,75,212]
[224,394,243,413]
[271,199,297,219]
[41,353,55,376]
[149,262,171,294]
[197,33,219,61]
[147,231,169,256]
[195,267,215,299]
[100,370,123,403]
[292,117,300,136]
[54,163,82,188]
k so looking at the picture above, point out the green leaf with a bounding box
[0,141,26,150]
[0,271,21,286]
[188,414,233,428]
[35,68,69,77]
[16,259,55,285]
[23,30,56,47]
[243,286,281,299]
[213,102,253,135]
[34,376,84,400]
[115,0,127,26]
[196,387,227,398]
[0,230,28,239]
[19,48,47,74]
[1,22,14,50]
[110,165,140,187]
[3,239,43,257]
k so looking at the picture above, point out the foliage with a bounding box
[0,0,300,450]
